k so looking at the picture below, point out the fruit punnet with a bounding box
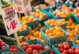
[24,30,47,44]
[32,23,42,31]
[67,19,79,29]
[19,16,30,32]
[25,30,42,40]
[18,24,28,31]
[57,42,79,54]
[52,5,70,17]
[49,49,54,54]
[67,19,76,29]
[0,40,7,49]
[58,5,73,11]
[72,7,79,18]
[29,9,48,20]
[45,19,66,26]
[8,45,19,52]
[76,40,79,45]
[45,26,65,38]
[67,27,79,42]
[67,29,79,36]
[21,43,49,54]
[21,16,37,24]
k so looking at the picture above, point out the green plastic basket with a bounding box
[70,13,79,24]
[2,51,25,54]
[2,42,26,54]
[40,6,51,13]
[51,12,70,20]
[20,39,51,54]
[17,26,31,36]
[26,20,39,29]
[75,33,79,42]
[29,8,50,23]
[40,27,69,46]
[0,39,9,53]
[44,20,67,29]
[56,3,72,9]
[52,41,79,54]
[1,26,31,36]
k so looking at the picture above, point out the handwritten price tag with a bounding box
[0,3,21,35]
[13,0,32,14]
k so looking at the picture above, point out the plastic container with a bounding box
[0,39,9,53]
[17,26,31,36]
[2,42,26,54]
[2,51,25,54]
[20,39,51,54]
[29,8,50,22]
[21,16,39,29]
[75,33,79,41]
[70,13,79,24]
[56,3,72,9]
[52,41,78,54]
[50,12,70,20]
[0,26,31,36]
[26,20,39,29]
[40,6,51,13]
[40,27,69,46]
[44,20,67,29]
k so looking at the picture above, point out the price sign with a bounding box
[23,0,32,16]
[13,0,32,14]
[0,3,21,35]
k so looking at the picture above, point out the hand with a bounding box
[44,0,50,3]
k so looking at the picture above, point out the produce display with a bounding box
[24,30,48,44]
[72,7,79,18]
[0,40,7,49]
[8,45,18,52]
[57,42,79,54]
[67,19,79,43]
[21,43,49,54]
[49,49,54,54]
[25,30,42,40]
[67,28,79,43]
[76,40,79,45]
[67,29,79,36]
[45,26,65,38]
[45,19,66,26]
[52,5,70,17]
[18,24,28,31]
[21,16,37,24]
[67,29,78,42]
[67,19,76,29]
[0,1,79,54]
[29,9,48,20]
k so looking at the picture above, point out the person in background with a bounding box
[75,0,79,7]
[65,0,76,7]
[44,0,55,6]
[56,0,64,4]
[65,0,73,4]
[44,0,56,10]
